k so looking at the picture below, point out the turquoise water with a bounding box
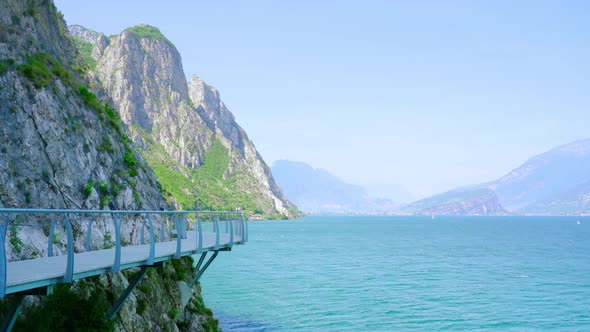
[200,216,590,331]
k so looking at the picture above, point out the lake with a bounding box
[200,216,590,331]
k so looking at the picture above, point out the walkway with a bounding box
[0,208,248,330]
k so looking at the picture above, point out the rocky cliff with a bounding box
[400,188,506,215]
[1,0,220,330]
[69,24,298,219]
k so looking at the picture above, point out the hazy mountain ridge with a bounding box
[69,24,299,218]
[489,138,590,211]
[403,139,590,215]
[400,188,506,215]
[272,160,397,214]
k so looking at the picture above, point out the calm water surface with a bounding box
[200,216,590,331]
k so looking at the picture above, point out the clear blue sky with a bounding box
[55,0,590,200]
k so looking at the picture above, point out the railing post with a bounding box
[229,217,234,248]
[174,214,182,258]
[147,214,155,265]
[181,213,188,239]
[63,213,74,282]
[244,214,248,243]
[160,216,166,242]
[112,214,121,272]
[0,214,8,298]
[85,218,93,252]
[214,215,220,249]
[140,216,145,245]
[240,213,247,243]
[196,214,202,253]
[48,215,56,257]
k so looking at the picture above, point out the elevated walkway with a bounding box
[0,208,248,331]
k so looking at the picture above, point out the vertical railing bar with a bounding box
[229,217,234,247]
[214,214,220,249]
[181,213,188,239]
[64,213,74,282]
[197,214,203,253]
[85,217,93,252]
[240,213,246,244]
[160,215,166,242]
[244,214,248,243]
[112,214,121,272]
[48,214,56,257]
[174,213,182,258]
[147,214,155,265]
[140,216,145,245]
[0,214,8,298]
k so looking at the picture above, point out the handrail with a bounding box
[0,208,248,298]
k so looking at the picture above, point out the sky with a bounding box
[55,0,590,200]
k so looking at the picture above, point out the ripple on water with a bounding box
[202,216,590,331]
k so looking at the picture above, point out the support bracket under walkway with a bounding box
[190,250,221,288]
[106,265,151,320]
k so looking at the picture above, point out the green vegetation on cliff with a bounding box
[71,36,97,71]
[134,127,284,217]
[123,25,171,44]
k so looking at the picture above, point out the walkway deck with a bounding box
[0,209,248,298]
[6,231,238,295]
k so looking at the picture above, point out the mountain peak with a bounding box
[68,24,101,44]
[122,24,171,43]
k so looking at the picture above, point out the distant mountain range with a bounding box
[402,139,590,215]
[271,160,397,214]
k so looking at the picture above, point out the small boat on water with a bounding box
[431,215,435,220]
[577,220,581,225]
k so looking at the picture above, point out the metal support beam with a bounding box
[106,266,149,320]
[195,252,207,270]
[0,293,24,332]
[189,251,219,287]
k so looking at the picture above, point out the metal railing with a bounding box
[0,208,248,298]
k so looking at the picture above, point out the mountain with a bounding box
[400,188,506,215]
[488,139,590,212]
[401,139,590,215]
[271,160,397,214]
[69,24,299,219]
[523,180,590,215]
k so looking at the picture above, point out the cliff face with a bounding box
[70,24,297,218]
[1,1,218,330]
[401,188,506,215]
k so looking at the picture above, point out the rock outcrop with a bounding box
[69,24,298,218]
[0,0,220,330]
